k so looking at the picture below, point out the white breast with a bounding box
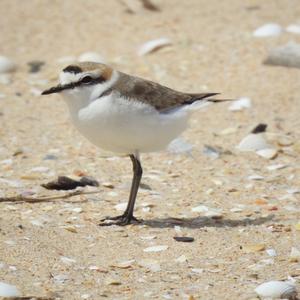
[67,93,190,154]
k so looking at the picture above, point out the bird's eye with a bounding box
[81,76,93,84]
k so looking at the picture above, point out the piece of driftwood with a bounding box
[0,190,101,203]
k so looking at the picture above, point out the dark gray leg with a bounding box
[99,154,143,226]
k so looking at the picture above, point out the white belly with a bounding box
[67,95,189,154]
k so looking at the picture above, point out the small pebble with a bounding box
[173,236,194,243]
[0,56,16,73]
[27,60,45,73]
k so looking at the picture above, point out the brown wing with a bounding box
[108,72,219,111]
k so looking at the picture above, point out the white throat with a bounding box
[60,70,119,114]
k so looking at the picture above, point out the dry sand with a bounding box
[0,0,300,299]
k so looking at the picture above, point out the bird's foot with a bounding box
[99,214,141,226]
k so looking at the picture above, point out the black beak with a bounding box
[41,84,65,95]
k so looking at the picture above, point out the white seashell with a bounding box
[191,205,209,213]
[0,282,20,297]
[266,164,288,171]
[264,42,300,69]
[53,274,69,284]
[248,174,264,180]
[255,281,297,299]
[191,205,222,217]
[253,23,283,37]
[78,52,105,63]
[237,133,270,151]
[191,268,204,274]
[228,97,252,111]
[266,248,277,257]
[203,145,220,159]
[0,56,16,73]
[256,148,278,159]
[114,202,127,211]
[30,166,50,173]
[138,38,172,56]
[287,188,300,194]
[72,207,83,213]
[204,209,223,218]
[30,219,44,227]
[143,245,168,252]
[175,255,187,263]
[138,259,161,272]
[140,235,156,240]
[167,138,193,155]
[286,24,300,34]
[60,256,76,265]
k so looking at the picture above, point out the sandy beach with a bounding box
[0,1,300,299]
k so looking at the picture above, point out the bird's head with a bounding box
[42,62,114,100]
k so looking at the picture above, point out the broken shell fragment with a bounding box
[255,281,297,299]
[256,148,278,159]
[253,23,283,37]
[237,124,270,151]
[228,97,252,111]
[138,38,172,56]
[143,245,168,252]
[286,24,300,34]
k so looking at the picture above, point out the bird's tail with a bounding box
[183,93,234,111]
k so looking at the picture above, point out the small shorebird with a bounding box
[42,62,228,226]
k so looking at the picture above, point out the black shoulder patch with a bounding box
[63,65,82,74]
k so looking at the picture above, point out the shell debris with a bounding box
[253,23,283,37]
[255,281,297,299]
[138,38,172,56]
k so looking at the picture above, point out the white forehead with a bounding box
[59,71,82,84]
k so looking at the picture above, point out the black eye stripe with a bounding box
[81,76,93,84]
[80,75,106,85]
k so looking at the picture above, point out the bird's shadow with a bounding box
[141,214,275,229]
